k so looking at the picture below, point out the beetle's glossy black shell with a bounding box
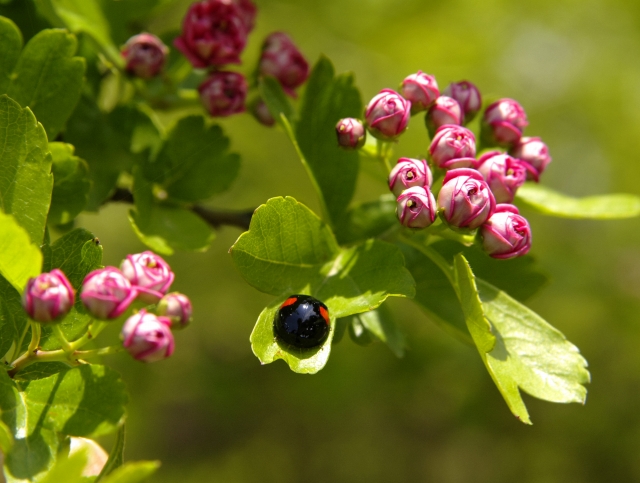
[273,295,330,349]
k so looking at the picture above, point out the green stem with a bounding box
[68,322,108,352]
[52,324,73,354]
[11,323,31,361]
[75,346,125,359]
[399,235,455,286]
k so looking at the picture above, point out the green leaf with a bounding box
[294,56,363,226]
[259,76,295,127]
[231,197,415,373]
[96,424,125,481]
[0,210,42,293]
[48,142,91,226]
[155,115,241,203]
[453,254,590,424]
[16,364,128,438]
[39,450,89,483]
[0,16,22,93]
[129,167,215,255]
[0,370,62,481]
[0,418,13,454]
[516,182,640,219]
[334,194,397,245]
[5,28,85,138]
[99,461,160,483]
[0,95,52,245]
[36,0,121,67]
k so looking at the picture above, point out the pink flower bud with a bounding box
[121,251,175,304]
[482,98,528,147]
[425,96,463,136]
[364,89,411,140]
[443,80,482,124]
[396,186,437,229]
[251,98,275,127]
[234,0,257,32]
[199,71,247,117]
[80,268,137,320]
[173,0,249,68]
[335,118,366,150]
[22,270,74,323]
[157,293,193,329]
[400,71,439,113]
[509,136,551,181]
[388,158,433,196]
[481,204,532,259]
[121,310,175,363]
[437,168,496,230]
[429,124,477,169]
[121,33,168,79]
[477,152,527,203]
[259,32,309,95]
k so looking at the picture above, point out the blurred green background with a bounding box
[6,0,640,481]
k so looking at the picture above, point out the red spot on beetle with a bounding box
[319,306,330,325]
[280,297,297,308]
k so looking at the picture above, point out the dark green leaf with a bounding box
[97,424,125,480]
[294,56,363,226]
[259,76,295,127]
[129,168,215,255]
[0,95,52,245]
[347,314,376,346]
[334,194,398,245]
[355,304,405,357]
[232,197,415,373]
[0,210,42,292]
[0,418,13,453]
[65,99,160,210]
[516,182,640,219]
[48,142,91,226]
[44,228,103,290]
[5,29,85,138]
[0,370,62,481]
[0,16,22,92]
[100,461,160,483]
[0,275,27,362]
[453,254,589,424]
[156,115,241,203]
[16,364,128,438]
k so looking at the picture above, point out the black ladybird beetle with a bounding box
[273,295,330,349]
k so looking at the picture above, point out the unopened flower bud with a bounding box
[443,80,482,124]
[336,118,366,150]
[481,204,532,259]
[477,152,527,203]
[121,251,175,304]
[425,96,463,137]
[482,98,528,147]
[234,0,257,32]
[122,33,168,79]
[251,98,275,127]
[22,270,74,323]
[388,158,432,196]
[121,310,174,363]
[364,89,411,140]
[157,293,193,329]
[81,267,137,320]
[173,0,250,67]
[429,124,476,169]
[199,71,247,117]
[437,168,496,230]
[396,186,437,229]
[400,71,439,113]
[259,32,309,95]
[509,136,551,181]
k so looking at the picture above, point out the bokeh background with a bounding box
[5,0,640,481]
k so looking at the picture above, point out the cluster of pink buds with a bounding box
[21,251,193,363]
[343,70,550,260]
